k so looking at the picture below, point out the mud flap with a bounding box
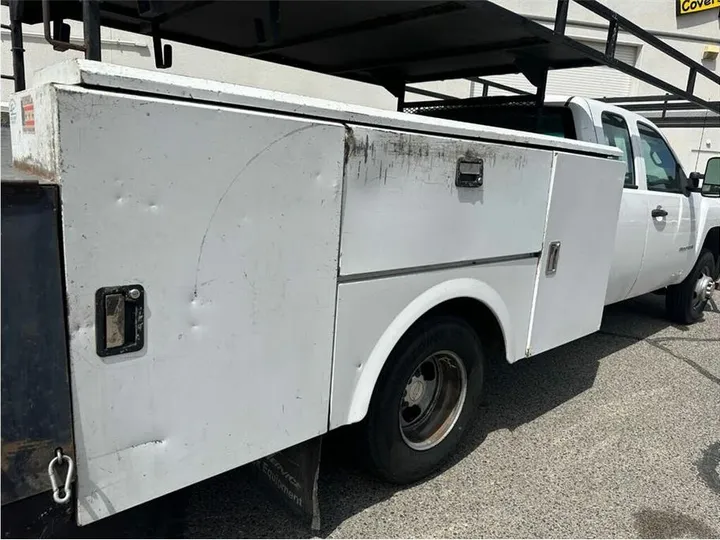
[252,436,322,531]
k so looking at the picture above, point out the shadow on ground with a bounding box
[77,293,711,539]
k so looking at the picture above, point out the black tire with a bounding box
[666,249,716,324]
[360,315,485,484]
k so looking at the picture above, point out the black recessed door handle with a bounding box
[651,207,668,218]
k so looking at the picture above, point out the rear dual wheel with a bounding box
[360,316,485,484]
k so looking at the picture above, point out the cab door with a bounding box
[629,121,696,297]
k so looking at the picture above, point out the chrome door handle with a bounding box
[651,207,668,218]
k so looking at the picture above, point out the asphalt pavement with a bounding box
[81,291,720,539]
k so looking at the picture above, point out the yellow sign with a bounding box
[677,0,720,15]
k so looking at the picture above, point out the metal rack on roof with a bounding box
[2,0,719,125]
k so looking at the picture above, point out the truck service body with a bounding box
[7,59,628,524]
[2,0,719,535]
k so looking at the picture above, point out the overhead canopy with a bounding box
[12,0,603,94]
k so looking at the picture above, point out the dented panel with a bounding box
[52,86,345,524]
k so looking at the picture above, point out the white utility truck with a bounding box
[1,0,718,536]
[7,57,628,524]
[7,56,719,530]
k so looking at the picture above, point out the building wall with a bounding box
[2,1,718,170]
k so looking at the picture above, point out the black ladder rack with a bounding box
[2,0,718,123]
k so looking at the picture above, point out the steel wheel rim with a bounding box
[399,350,468,451]
[693,268,714,311]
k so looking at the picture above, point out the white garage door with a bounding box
[472,40,639,99]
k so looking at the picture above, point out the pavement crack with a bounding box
[597,330,720,386]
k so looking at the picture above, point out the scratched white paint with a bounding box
[331,146,625,427]
[34,59,620,157]
[52,86,345,524]
[339,126,553,276]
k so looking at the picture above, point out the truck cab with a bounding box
[413,95,720,323]
[566,97,720,308]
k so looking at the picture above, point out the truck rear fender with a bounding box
[345,278,511,425]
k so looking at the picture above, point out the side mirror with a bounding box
[701,157,720,198]
[688,171,703,191]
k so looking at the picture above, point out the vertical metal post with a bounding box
[534,69,548,110]
[9,0,26,91]
[534,68,548,133]
[605,18,619,58]
[554,0,569,34]
[482,83,489,97]
[83,0,101,61]
[686,68,697,94]
[396,86,405,112]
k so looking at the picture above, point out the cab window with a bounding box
[601,112,635,187]
[637,123,686,193]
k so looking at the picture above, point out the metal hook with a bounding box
[48,448,75,505]
[152,23,172,69]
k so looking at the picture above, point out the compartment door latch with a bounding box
[95,284,145,357]
[546,241,561,276]
[455,158,484,188]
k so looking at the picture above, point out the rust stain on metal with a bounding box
[11,159,58,183]
[342,125,356,173]
[386,133,431,158]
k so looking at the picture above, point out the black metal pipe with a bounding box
[554,0,569,34]
[41,0,84,52]
[534,68,548,110]
[599,94,684,103]
[467,77,533,96]
[644,117,720,128]
[575,0,720,86]
[405,86,456,100]
[686,68,697,94]
[617,101,717,111]
[9,0,26,91]
[605,19,618,58]
[83,0,101,61]
[555,36,720,113]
